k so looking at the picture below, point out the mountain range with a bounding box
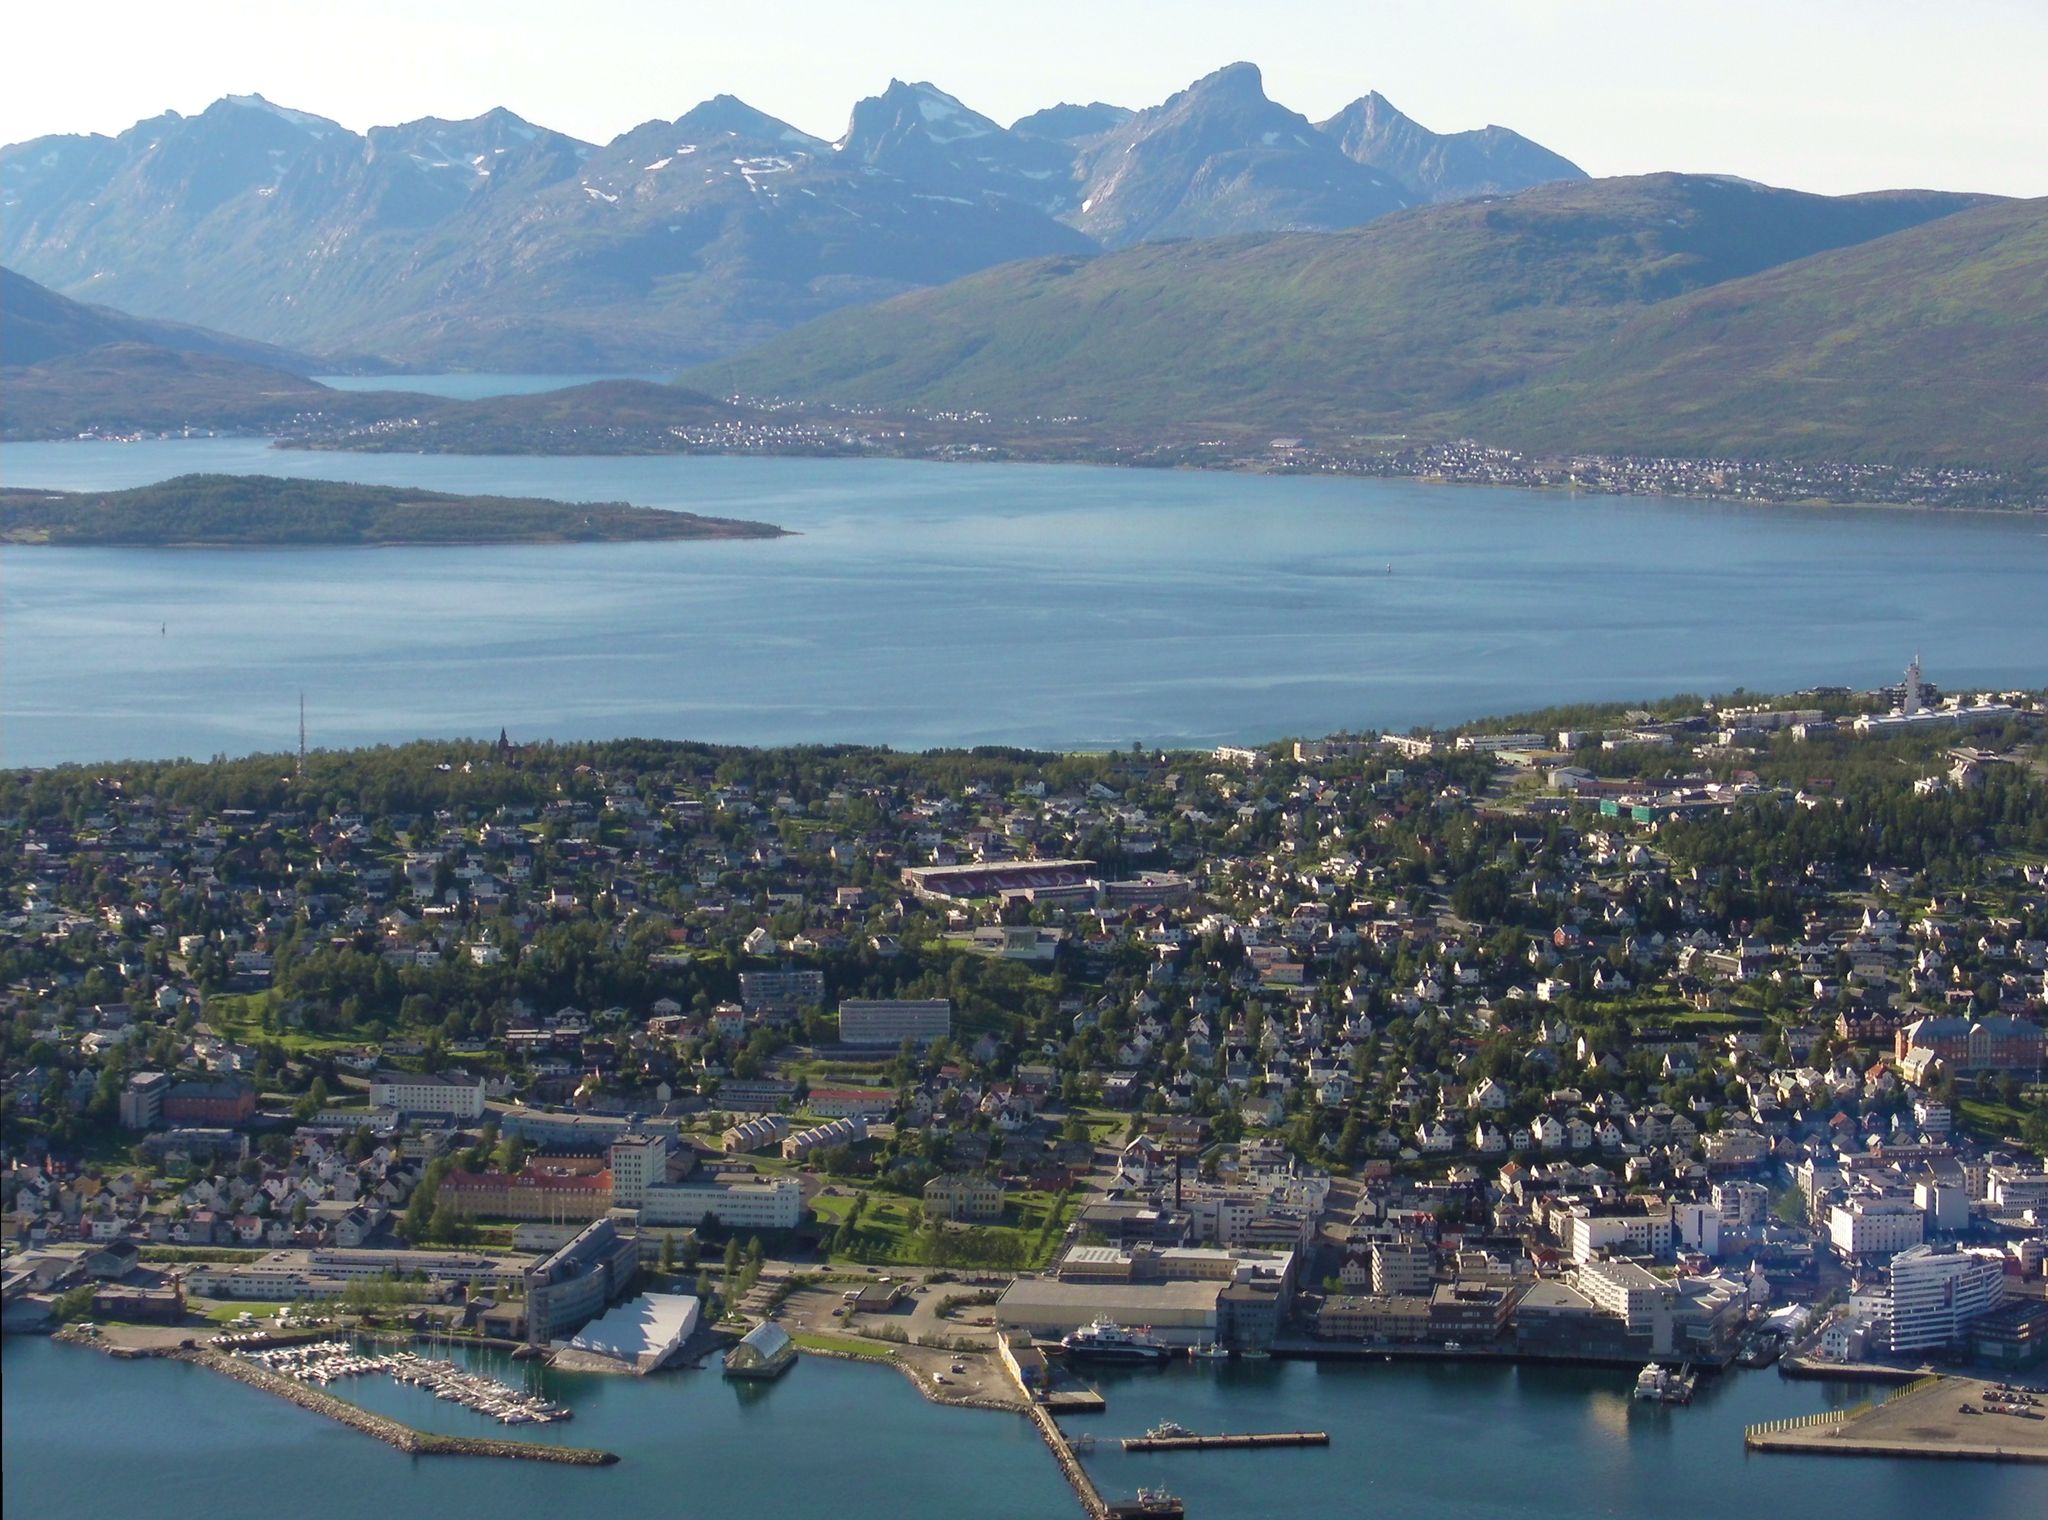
[0,64,1582,369]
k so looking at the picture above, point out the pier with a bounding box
[1121,1430,1329,1453]
[1030,1404,1112,1519]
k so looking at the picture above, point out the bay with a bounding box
[4,434,2046,768]
[4,1336,2041,1520]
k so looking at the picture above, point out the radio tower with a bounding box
[297,692,307,783]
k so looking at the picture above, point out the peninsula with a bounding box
[0,473,788,547]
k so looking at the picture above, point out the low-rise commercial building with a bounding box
[368,1072,487,1119]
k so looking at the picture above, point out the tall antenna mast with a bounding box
[297,692,307,783]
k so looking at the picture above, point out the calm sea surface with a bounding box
[4,433,2046,767]
[4,1336,2041,1520]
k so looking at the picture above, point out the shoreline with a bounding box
[6,427,2039,518]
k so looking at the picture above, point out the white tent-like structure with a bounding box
[565,1292,700,1373]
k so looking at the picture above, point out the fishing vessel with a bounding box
[1061,1320,1173,1364]
[1189,1341,1231,1362]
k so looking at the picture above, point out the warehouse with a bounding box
[994,1277,1223,1346]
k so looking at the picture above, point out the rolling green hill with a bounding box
[1471,196,2048,467]
[694,174,2013,456]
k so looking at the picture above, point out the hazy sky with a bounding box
[8,0,2045,197]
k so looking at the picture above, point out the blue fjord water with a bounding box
[4,1336,2042,1520]
[3,437,2045,768]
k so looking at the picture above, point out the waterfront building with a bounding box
[1371,1240,1434,1295]
[367,1071,487,1119]
[1576,1258,1676,1347]
[1887,1244,2006,1353]
[994,1276,1223,1346]
[565,1291,701,1372]
[525,1218,641,1346]
[724,1319,797,1379]
[836,998,952,1047]
[1315,1293,1432,1341]
[1971,1297,2048,1369]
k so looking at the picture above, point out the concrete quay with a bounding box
[1746,1376,2048,1465]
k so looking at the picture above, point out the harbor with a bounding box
[9,1333,2041,1520]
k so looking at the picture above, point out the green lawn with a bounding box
[810,1183,1075,1269]
[790,1331,896,1360]
[1957,1097,2034,1145]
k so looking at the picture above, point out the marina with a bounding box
[240,1341,574,1425]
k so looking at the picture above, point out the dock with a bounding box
[1745,1375,2048,1465]
[1121,1430,1329,1453]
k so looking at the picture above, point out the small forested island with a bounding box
[0,473,787,547]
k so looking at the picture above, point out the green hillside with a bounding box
[1472,196,2048,467]
[694,175,1989,439]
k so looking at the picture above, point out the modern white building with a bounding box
[1828,1193,1926,1262]
[1577,1258,1677,1347]
[1888,1244,2006,1352]
[368,1071,487,1119]
[837,998,952,1047]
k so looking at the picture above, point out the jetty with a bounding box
[1121,1429,1329,1453]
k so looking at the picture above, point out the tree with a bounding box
[659,1233,677,1275]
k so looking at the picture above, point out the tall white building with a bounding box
[1888,1244,2005,1352]
[1828,1193,1925,1262]
[837,998,952,1047]
[609,1132,670,1208]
